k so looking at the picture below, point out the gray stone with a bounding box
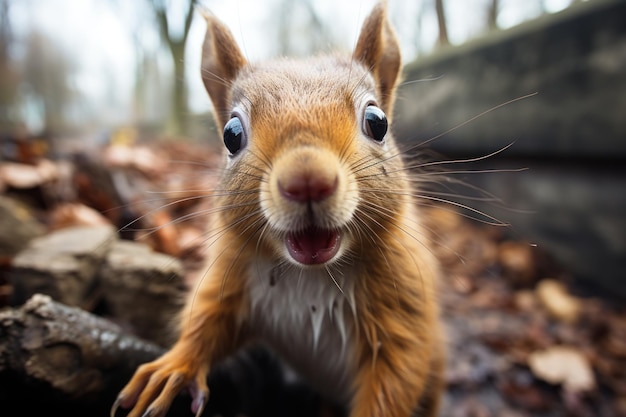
[99,240,186,347]
[396,0,626,159]
[0,195,44,257]
[11,225,117,307]
[394,0,626,297]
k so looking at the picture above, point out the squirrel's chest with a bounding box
[245,263,357,403]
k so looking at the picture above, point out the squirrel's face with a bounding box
[217,59,408,267]
[200,4,404,267]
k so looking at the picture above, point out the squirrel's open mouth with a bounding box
[285,227,341,265]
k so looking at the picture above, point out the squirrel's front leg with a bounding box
[111,342,211,417]
[350,338,439,417]
[112,241,249,417]
[349,279,441,417]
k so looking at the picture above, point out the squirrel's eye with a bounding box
[223,116,246,155]
[363,105,388,143]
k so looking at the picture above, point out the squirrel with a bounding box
[112,2,445,417]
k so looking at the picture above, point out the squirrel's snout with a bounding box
[278,172,338,203]
[272,147,341,206]
[262,146,357,235]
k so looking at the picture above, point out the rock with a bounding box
[99,240,187,347]
[10,225,117,307]
[0,195,44,257]
[397,0,626,298]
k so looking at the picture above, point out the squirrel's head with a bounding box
[201,2,401,129]
[200,3,408,267]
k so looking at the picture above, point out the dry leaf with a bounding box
[514,290,539,312]
[528,346,596,392]
[0,160,58,189]
[536,279,581,323]
[498,241,537,287]
[104,144,168,177]
[48,202,111,230]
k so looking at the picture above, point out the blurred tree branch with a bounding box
[148,0,196,136]
[487,0,499,30]
[0,0,18,131]
[0,0,9,60]
[435,0,449,47]
[276,0,331,57]
[22,32,76,134]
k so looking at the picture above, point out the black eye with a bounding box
[223,116,246,155]
[363,105,388,142]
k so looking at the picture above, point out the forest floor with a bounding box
[0,134,624,417]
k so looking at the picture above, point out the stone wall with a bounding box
[394,0,626,297]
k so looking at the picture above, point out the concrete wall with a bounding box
[394,0,626,297]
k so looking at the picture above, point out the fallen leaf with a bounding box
[514,290,539,312]
[536,279,581,323]
[0,160,58,189]
[528,346,596,392]
[48,202,112,230]
[498,241,537,287]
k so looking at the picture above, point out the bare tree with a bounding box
[0,0,9,61]
[435,0,449,47]
[127,7,162,126]
[487,0,499,30]
[22,32,76,134]
[275,0,331,57]
[148,0,195,136]
[413,1,426,56]
[276,0,295,56]
[0,0,19,132]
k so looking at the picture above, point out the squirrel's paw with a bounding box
[111,355,209,417]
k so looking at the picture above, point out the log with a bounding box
[0,294,323,417]
[0,294,163,417]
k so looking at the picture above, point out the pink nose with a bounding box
[278,172,338,203]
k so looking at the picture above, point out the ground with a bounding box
[0,135,624,417]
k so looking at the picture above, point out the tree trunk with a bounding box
[169,40,187,136]
[435,0,449,47]
[151,0,194,137]
[487,0,499,30]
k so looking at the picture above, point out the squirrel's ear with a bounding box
[200,11,247,129]
[353,2,401,116]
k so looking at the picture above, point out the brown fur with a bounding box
[113,3,444,417]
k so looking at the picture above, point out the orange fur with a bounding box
[113,3,444,417]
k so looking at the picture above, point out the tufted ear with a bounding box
[353,2,402,117]
[200,11,247,129]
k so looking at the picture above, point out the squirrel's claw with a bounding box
[191,387,208,417]
[110,397,121,417]
[112,354,209,417]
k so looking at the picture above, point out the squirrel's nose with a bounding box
[278,172,338,203]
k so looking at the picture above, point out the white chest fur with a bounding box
[245,262,358,403]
